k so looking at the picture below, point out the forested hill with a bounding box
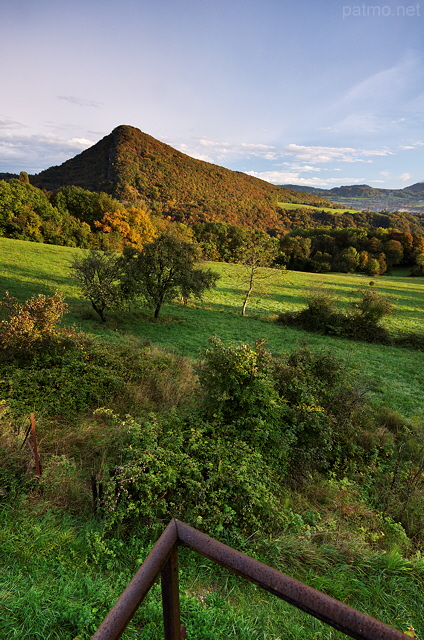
[29,125,333,230]
[283,182,424,214]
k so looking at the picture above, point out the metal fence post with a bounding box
[161,545,185,639]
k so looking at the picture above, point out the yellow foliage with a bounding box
[94,204,156,250]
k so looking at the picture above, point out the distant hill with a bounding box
[0,172,19,181]
[29,125,333,231]
[282,183,424,214]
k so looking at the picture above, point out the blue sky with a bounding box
[1,0,423,188]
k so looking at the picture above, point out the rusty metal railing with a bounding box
[91,519,411,640]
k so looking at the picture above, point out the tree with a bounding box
[383,239,404,270]
[240,231,278,316]
[94,204,156,251]
[410,253,424,276]
[335,246,359,273]
[366,257,381,276]
[124,233,219,319]
[70,250,124,322]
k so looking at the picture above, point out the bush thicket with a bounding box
[1,293,423,546]
[277,286,394,344]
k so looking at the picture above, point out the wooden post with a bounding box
[30,413,42,477]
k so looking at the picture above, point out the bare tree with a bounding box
[240,231,279,316]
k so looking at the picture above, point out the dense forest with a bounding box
[2,175,424,275]
[278,227,424,275]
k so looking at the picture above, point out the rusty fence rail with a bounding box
[91,518,411,640]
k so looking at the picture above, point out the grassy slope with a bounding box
[278,201,359,214]
[1,236,424,638]
[1,237,423,417]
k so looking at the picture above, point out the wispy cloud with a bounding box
[0,117,25,129]
[326,53,424,139]
[400,141,424,150]
[173,137,278,163]
[0,132,93,173]
[174,137,394,166]
[58,95,102,108]
[283,143,393,163]
[169,136,399,187]
[340,59,410,107]
[245,170,366,187]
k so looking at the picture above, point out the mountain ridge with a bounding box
[282,182,424,213]
[26,125,333,231]
[2,125,423,231]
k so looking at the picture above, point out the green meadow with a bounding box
[1,236,424,639]
[1,236,423,417]
[278,201,359,214]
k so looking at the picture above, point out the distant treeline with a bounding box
[277,227,424,275]
[192,222,424,276]
[1,177,424,275]
[276,205,424,235]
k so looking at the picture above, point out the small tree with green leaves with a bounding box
[70,250,124,322]
[125,233,219,319]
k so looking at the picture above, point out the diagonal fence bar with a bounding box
[174,519,409,640]
[91,518,411,640]
[91,520,178,640]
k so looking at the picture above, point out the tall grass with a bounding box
[0,504,422,640]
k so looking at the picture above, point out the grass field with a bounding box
[0,502,421,640]
[1,236,423,417]
[278,201,359,214]
[1,235,424,639]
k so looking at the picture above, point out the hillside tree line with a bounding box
[1,177,424,276]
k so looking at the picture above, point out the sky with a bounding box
[1,0,423,189]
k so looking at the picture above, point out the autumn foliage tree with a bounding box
[94,204,156,251]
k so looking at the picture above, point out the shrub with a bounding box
[273,347,375,475]
[277,289,344,336]
[2,336,124,417]
[197,338,291,467]
[198,337,277,423]
[199,339,380,478]
[277,286,394,345]
[350,288,393,324]
[394,332,424,351]
[0,327,201,419]
[99,411,289,537]
[0,291,67,356]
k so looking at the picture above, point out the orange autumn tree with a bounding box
[94,204,156,251]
